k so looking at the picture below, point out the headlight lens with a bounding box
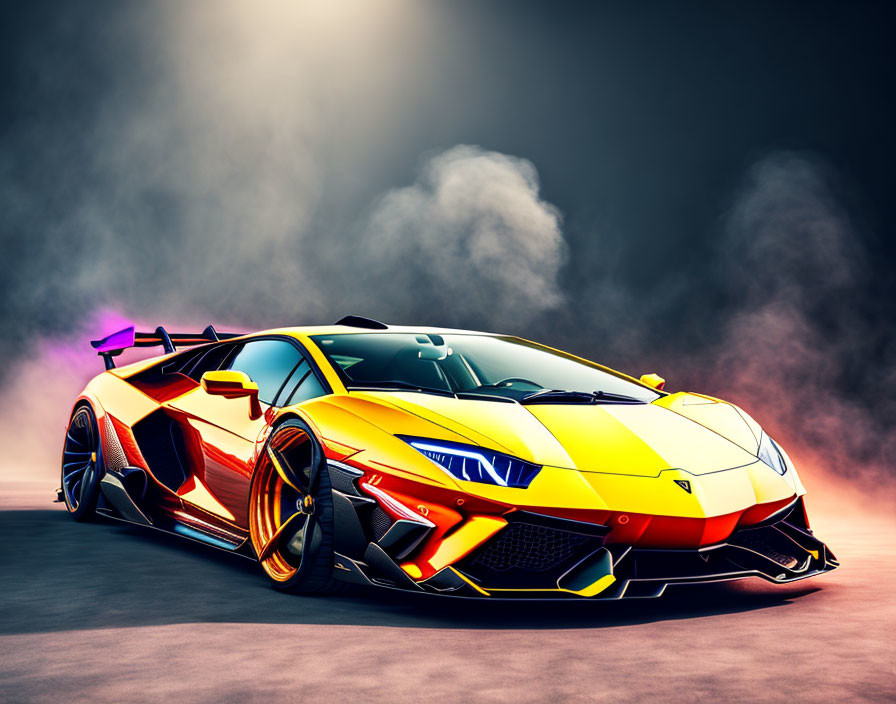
[399,436,541,488]
[758,431,787,475]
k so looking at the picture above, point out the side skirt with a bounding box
[96,465,252,557]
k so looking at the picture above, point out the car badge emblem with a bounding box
[674,479,692,493]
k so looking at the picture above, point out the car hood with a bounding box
[349,390,761,477]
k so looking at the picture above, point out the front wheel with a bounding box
[61,404,103,521]
[248,419,338,593]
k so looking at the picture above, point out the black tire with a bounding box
[61,404,103,522]
[249,419,340,594]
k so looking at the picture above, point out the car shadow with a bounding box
[0,510,822,636]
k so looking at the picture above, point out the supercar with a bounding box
[59,316,837,598]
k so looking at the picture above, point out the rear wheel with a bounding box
[61,405,103,521]
[249,419,338,593]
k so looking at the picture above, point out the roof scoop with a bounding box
[334,315,389,329]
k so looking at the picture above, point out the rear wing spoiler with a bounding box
[91,325,241,370]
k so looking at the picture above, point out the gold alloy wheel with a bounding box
[249,424,323,583]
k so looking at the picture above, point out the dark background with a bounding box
[1,0,894,483]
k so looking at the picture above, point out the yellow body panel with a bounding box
[299,386,801,520]
[525,403,757,475]
[96,324,802,527]
[168,386,267,442]
[451,460,794,519]
[64,322,843,600]
[270,326,801,521]
[654,392,760,454]
[353,391,575,467]
[84,372,159,425]
[560,574,616,598]
[424,515,507,573]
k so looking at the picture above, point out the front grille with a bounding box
[470,522,593,573]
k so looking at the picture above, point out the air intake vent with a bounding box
[470,522,594,573]
[102,415,128,472]
[327,464,360,495]
[369,506,393,541]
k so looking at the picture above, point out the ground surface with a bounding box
[1,480,894,703]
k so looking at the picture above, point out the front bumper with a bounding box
[328,456,838,599]
[439,497,837,598]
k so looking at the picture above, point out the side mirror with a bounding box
[639,373,666,390]
[201,370,262,419]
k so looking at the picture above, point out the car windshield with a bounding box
[310,332,660,403]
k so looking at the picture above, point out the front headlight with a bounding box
[399,436,541,488]
[758,431,787,475]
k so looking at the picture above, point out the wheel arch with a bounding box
[69,392,103,420]
[267,408,328,453]
[68,392,112,459]
[248,409,325,512]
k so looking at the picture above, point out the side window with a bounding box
[184,344,236,381]
[280,362,327,406]
[226,340,306,405]
[161,347,202,376]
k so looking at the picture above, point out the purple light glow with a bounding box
[91,326,136,353]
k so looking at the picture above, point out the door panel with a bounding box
[184,418,256,525]
[167,386,267,441]
[164,339,310,527]
[166,388,266,526]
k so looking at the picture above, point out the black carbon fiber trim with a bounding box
[369,506,393,541]
[327,463,361,495]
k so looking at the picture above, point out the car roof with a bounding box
[107,324,503,378]
[247,324,499,340]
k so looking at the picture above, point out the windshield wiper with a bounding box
[346,380,455,398]
[591,390,645,404]
[520,389,646,405]
[455,391,517,403]
[520,389,595,405]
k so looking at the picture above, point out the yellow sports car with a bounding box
[60,315,837,598]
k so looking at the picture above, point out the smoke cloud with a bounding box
[353,145,566,327]
[0,311,139,482]
[0,0,442,359]
[687,153,895,495]
[0,4,892,502]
